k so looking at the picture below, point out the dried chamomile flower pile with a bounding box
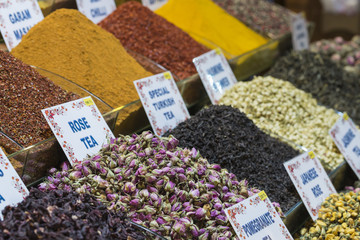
[0,189,147,240]
[40,131,283,240]
[219,76,343,170]
[296,192,360,240]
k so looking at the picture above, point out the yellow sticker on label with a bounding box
[343,112,349,121]
[215,48,221,55]
[84,97,94,106]
[164,72,171,80]
[308,151,315,159]
[259,191,267,201]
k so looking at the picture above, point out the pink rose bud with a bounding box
[129,199,140,207]
[214,203,223,211]
[173,221,186,235]
[69,171,82,180]
[123,182,136,193]
[195,207,206,219]
[189,189,200,199]
[164,180,175,191]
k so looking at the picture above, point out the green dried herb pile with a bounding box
[268,51,360,125]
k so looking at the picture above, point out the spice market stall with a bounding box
[1,0,360,239]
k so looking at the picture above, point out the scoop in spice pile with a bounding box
[40,131,284,240]
[295,192,360,239]
[219,76,344,170]
[0,189,148,240]
[164,105,301,212]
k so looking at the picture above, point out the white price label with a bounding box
[134,72,190,136]
[291,13,309,51]
[42,96,114,166]
[0,0,44,50]
[284,151,336,220]
[76,0,116,24]
[0,148,29,220]
[329,113,360,178]
[142,0,168,11]
[225,191,293,240]
[193,49,237,104]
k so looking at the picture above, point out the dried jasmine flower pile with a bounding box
[40,131,283,240]
[296,192,360,239]
[268,50,360,124]
[310,36,360,74]
[164,105,300,212]
[0,189,147,240]
[219,76,343,170]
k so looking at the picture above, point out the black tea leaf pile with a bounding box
[165,105,301,212]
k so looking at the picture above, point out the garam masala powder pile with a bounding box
[11,9,152,109]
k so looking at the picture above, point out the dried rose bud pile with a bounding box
[310,36,360,74]
[0,189,147,240]
[40,131,283,240]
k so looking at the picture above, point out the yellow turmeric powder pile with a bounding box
[11,9,151,109]
[155,0,268,59]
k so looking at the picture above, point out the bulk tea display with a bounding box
[11,9,151,108]
[268,50,360,125]
[99,1,209,80]
[0,189,148,239]
[165,105,300,212]
[213,0,292,39]
[155,0,268,59]
[220,76,343,170]
[40,131,284,239]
